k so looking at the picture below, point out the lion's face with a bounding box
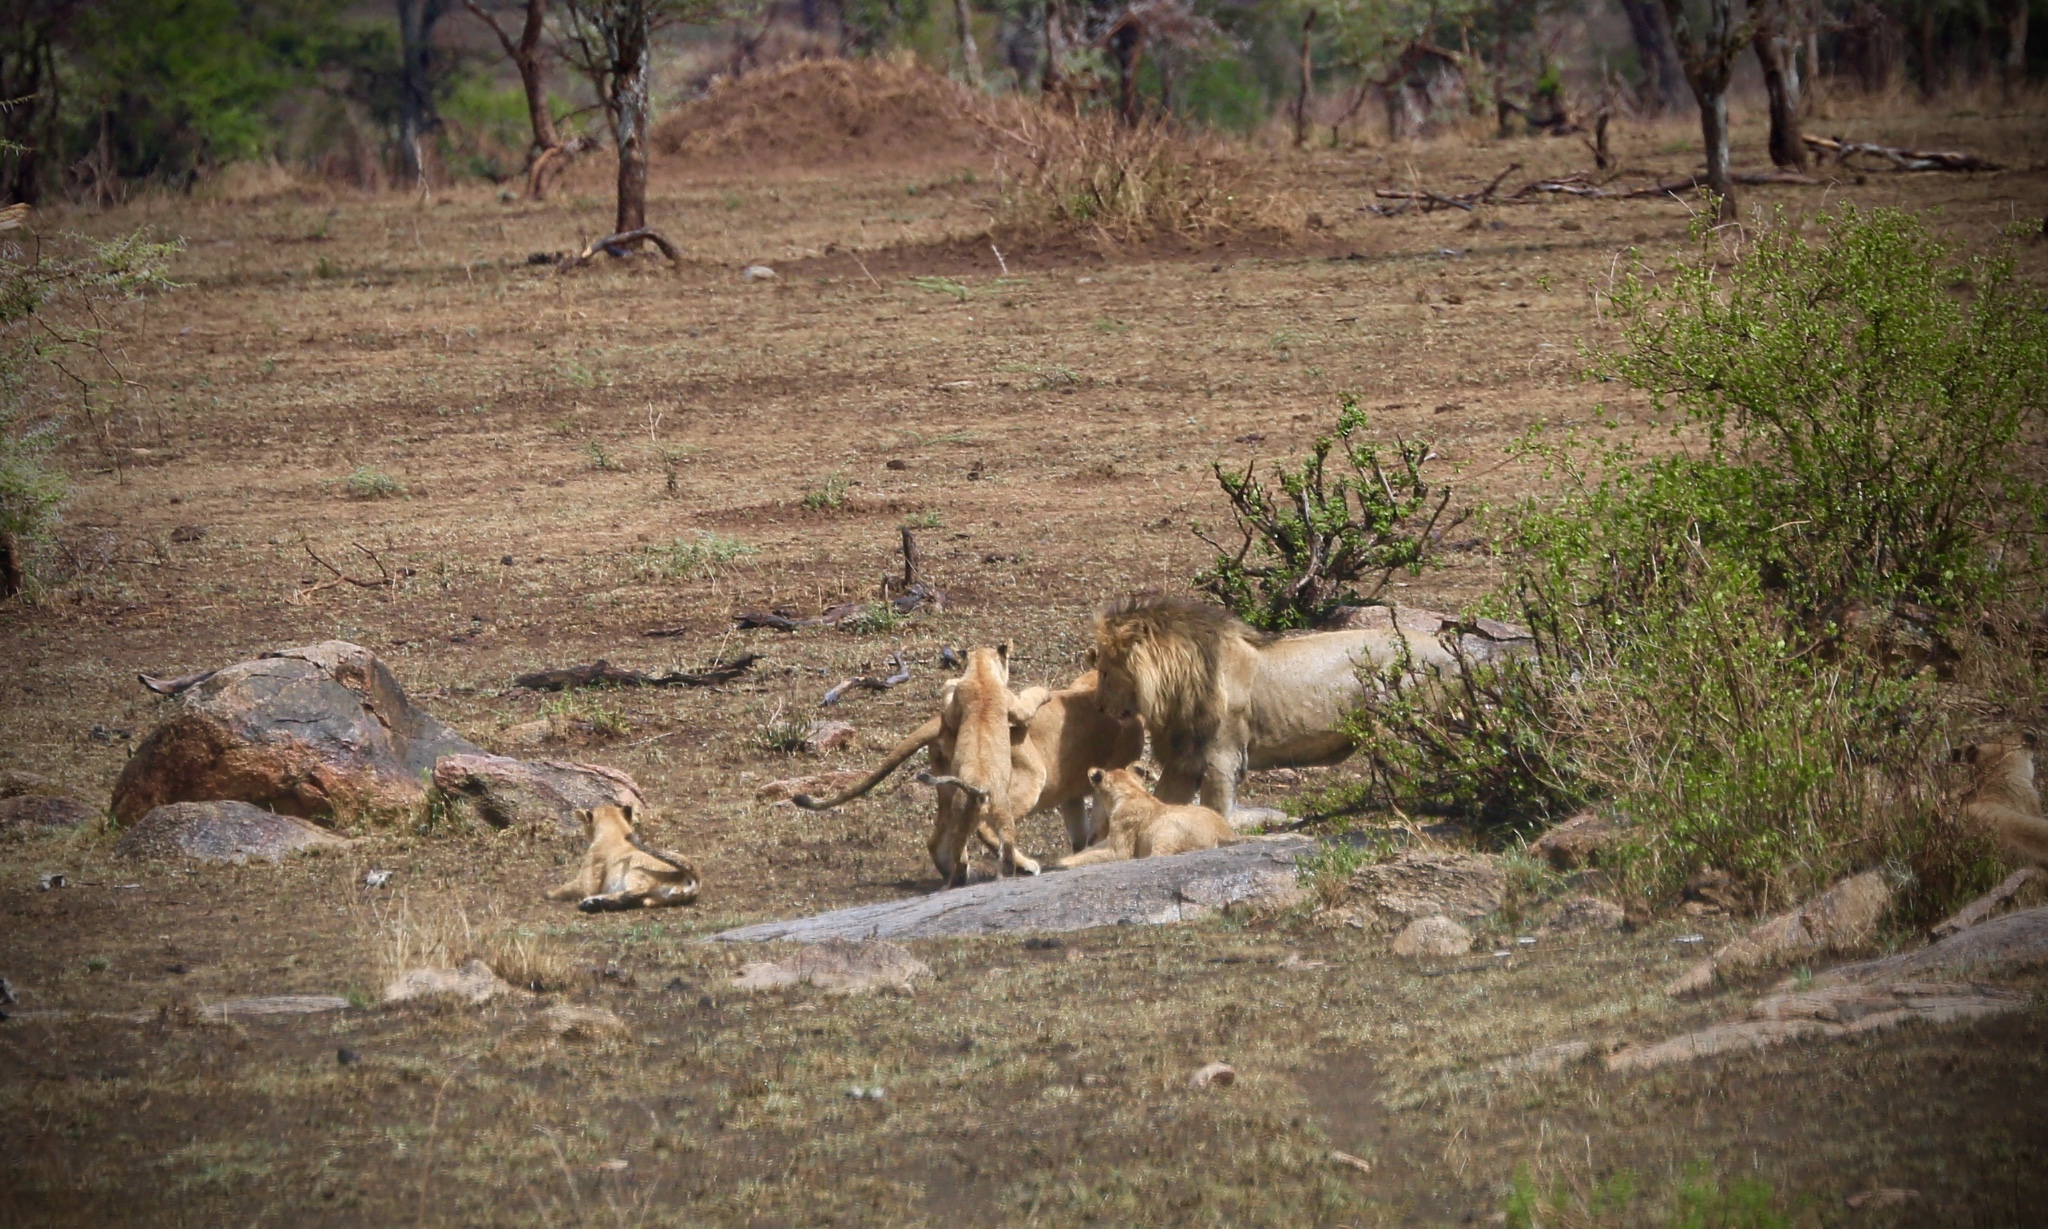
[1093,659,1140,721]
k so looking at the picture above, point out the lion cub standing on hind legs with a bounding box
[546,804,701,912]
[1054,768,1237,868]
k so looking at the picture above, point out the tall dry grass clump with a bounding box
[983,102,1297,245]
[364,893,573,993]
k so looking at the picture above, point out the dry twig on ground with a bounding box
[512,655,760,691]
[1803,135,2001,173]
[821,651,911,706]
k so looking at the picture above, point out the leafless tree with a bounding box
[461,0,563,192]
[1657,0,1749,219]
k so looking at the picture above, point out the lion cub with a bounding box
[546,804,701,912]
[1055,768,1237,868]
[1954,739,2048,866]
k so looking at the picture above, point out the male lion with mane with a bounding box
[1089,593,1458,819]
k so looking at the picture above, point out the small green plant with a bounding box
[801,472,850,511]
[312,255,341,279]
[84,956,109,973]
[1194,396,1462,631]
[563,360,604,389]
[640,531,756,580]
[838,603,901,636]
[903,509,943,529]
[1293,831,1394,910]
[908,275,970,302]
[583,439,623,471]
[345,466,405,499]
[540,692,629,739]
[753,703,810,755]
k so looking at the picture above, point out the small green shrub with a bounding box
[345,466,405,499]
[838,603,902,636]
[753,704,810,755]
[641,532,755,580]
[1195,395,1461,631]
[801,472,850,511]
[540,692,628,739]
[583,438,623,471]
[903,509,943,529]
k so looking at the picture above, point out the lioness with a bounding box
[1089,594,1457,818]
[795,666,1144,868]
[1953,738,2048,866]
[1055,767,1236,867]
[546,804,701,912]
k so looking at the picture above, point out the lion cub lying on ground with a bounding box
[1054,768,1237,868]
[546,804,700,911]
[1954,738,2048,866]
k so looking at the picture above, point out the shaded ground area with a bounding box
[3,98,2046,1224]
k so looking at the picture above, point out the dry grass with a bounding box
[984,103,1300,245]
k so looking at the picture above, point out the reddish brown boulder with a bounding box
[430,753,646,837]
[111,642,480,827]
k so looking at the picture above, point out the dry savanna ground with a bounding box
[4,89,2048,1226]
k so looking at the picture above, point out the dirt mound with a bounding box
[654,57,986,169]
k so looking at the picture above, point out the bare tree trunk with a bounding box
[1913,0,1943,96]
[463,0,559,164]
[1753,2,1808,168]
[607,0,651,235]
[1292,9,1318,147]
[0,532,22,600]
[1042,0,1065,94]
[397,0,447,188]
[1493,0,1513,133]
[2001,0,2029,95]
[1660,0,1743,220]
[1109,18,1143,124]
[1619,0,1687,113]
[952,0,984,88]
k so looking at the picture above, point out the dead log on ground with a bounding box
[513,654,760,691]
[821,651,910,706]
[1368,164,1820,214]
[1803,135,2001,173]
[138,668,219,697]
[290,542,397,605]
[565,228,683,268]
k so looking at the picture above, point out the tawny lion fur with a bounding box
[546,804,701,912]
[1954,739,2048,867]
[1089,594,1459,818]
[1055,767,1236,867]
[794,665,1144,876]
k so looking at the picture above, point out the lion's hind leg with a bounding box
[577,892,638,913]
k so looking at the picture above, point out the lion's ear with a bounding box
[2026,732,2040,751]
[997,640,1012,664]
[1088,767,1105,786]
[620,803,636,827]
[573,807,595,828]
[1083,646,1098,667]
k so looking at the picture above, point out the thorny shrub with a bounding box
[1196,395,1459,631]
[1347,208,2046,918]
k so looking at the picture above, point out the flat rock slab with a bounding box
[712,836,1313,942]
[1810,904,2048,987]
[0,795,98,833]
[115,800,352,864]
[734,938,933,994]
[430,753,646,837]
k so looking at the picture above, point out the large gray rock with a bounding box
[0,794,98,834]
[1807,903,2048,987]
[713,836,1313,942]
[429,753,647,837]
[115,800,353,864]
[1666,870,1893,996]
[112,642,480,826]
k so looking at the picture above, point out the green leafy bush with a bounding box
[1196,396,1459,630]
[1349,208,2044,915]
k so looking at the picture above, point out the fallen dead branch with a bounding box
[290,542,396,604]
[512,654,760,691]
[1803,134,2001,173]
[733,602,869,632]
[821,651,910,706]
[564,228,683,268]
[1931,867,2041,940]
[1366,165,1821,214]
[138,668,218,697]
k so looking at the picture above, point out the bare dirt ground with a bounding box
[5,93,2048,1225]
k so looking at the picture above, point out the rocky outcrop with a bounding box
[1666,871,1893,996]
[114,800,352,864]
[429,753,646,837]
[1341,849,1505,930]
[112,642,480,826]
[1528,811,1627,870]
[713,837,1313,941]
[383,960,514,1007]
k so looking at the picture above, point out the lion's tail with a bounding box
[793,716,944,810]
